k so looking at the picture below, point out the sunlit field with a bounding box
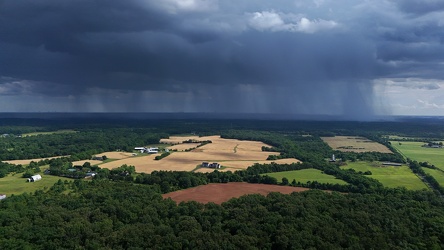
[0,171,72,196]
[264,169,347,185]
[322,136,392,153]
[391,141,444,171]
[342,161,427,190]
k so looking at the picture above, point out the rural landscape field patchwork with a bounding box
[76,135,300,173]
[3,0,444,247]
[1,118,444,249]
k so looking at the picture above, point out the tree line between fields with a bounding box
[1,119,444,248]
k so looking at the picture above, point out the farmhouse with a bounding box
[28,174,42,182]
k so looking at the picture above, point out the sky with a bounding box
[1,0,444,118]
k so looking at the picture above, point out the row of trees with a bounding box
[408,159,444,195]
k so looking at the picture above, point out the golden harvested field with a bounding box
[72,160,103,166]
[321,136,392,153]
[222,158,301,169]
[98,135,300,173]
[160,135,201,144]
[3,156,68,165]
[167,143,200,151]
[95,151,134,159]
[195,158,301,173]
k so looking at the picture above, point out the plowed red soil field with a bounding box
[162,182,310,204]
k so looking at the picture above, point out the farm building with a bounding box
[85,172,97,178]
[135,147,159,154]
[0,194,6,200]
[201,162,221,169]
[210,163,221,169]
[28,174,42,182]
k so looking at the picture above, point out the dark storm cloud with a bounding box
[0,0,443,116]
[395,0,444,15]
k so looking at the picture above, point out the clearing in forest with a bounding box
[0,168,72,196]
[321,136,392,153]
[162,182,310,204]
[264,169,347,185]
[21,129,77,137]
[99,135,300,173]
[342,161,427,190]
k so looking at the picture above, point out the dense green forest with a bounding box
[1,116,444,248]
[1,180,443,249]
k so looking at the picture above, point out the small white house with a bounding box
[0,194,6,200]
[28,174,42,182]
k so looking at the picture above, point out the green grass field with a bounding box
[342,161,427,190]
[0,172,72,196]
[391,141,444,171]
[21,129,77,137]
[264,169,347,185]
[422,168,444,186]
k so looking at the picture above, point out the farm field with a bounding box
[167,143,200,151]
[0,172,72,196]
[423,168,444,186]
[342,161,427,190]
[391,141,444,171]
[194,158,301,173]
[3,156,69,165]
[95,151,135,159]
[21,129,77,137]
[322,136,392,153]
[72,160,103,166]
[162,182,311,204]
[100,135,299,173]
[160,135,202,144]
[263,169,347,185]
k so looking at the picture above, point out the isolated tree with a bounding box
[282,177,289,185]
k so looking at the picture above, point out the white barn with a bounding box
[28,174,42,182]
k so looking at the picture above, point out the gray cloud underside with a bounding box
[0,0,443,116]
